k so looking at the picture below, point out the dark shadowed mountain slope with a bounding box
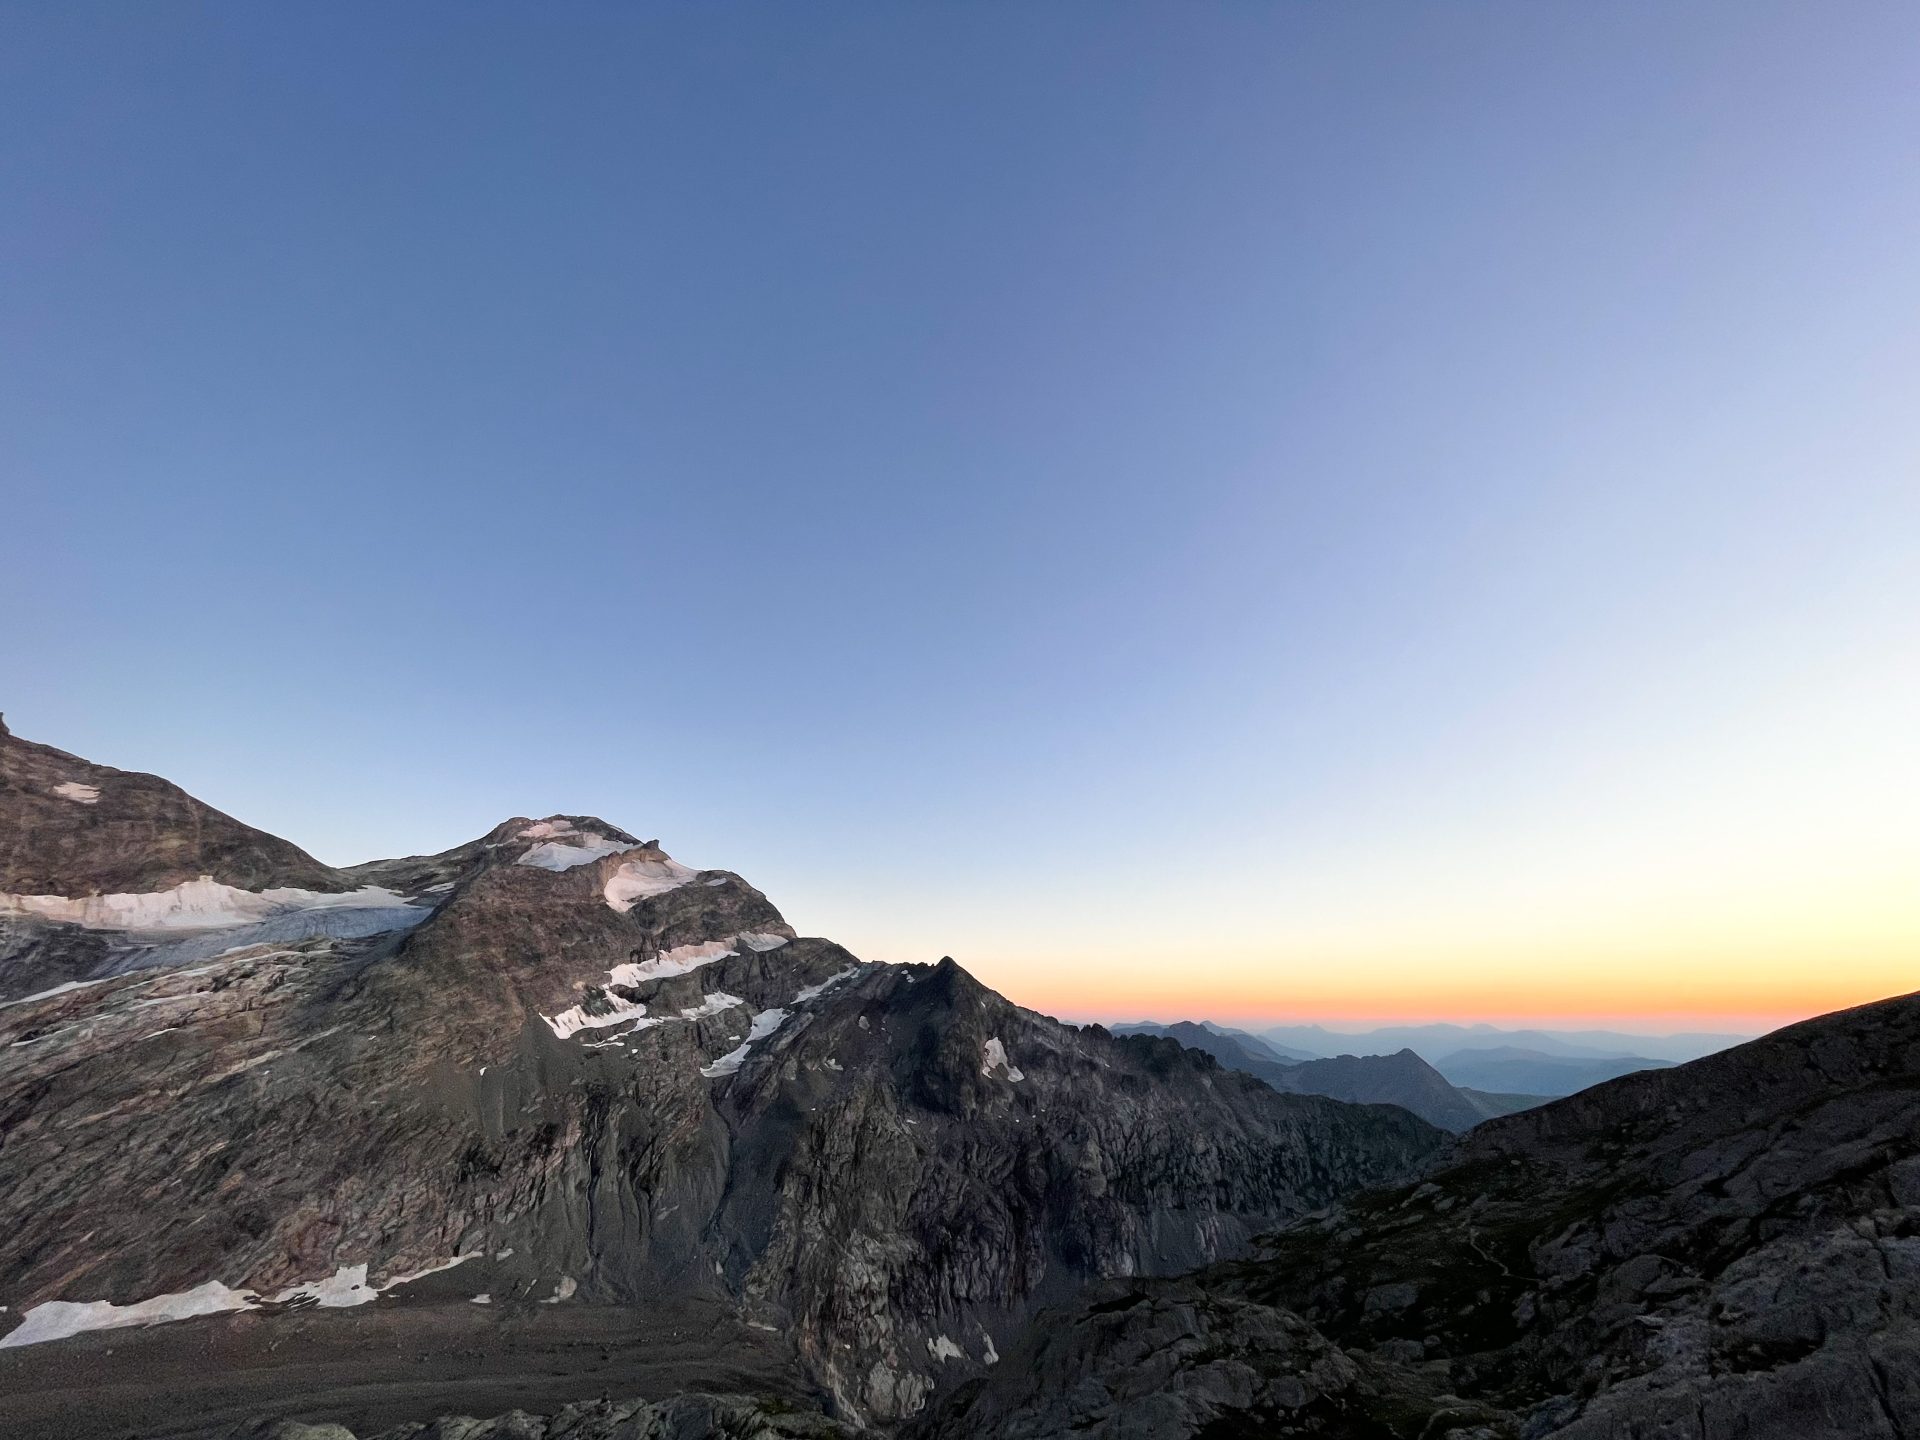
[919,988,1920,1439]
[1113,1020,1303,1087]
[1119,1020,1525,1132]
[1278,1049,1494,1132]
[0,725,1442,1437]
[1456,1085,1552,1118]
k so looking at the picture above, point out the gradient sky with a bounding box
[3,3,1916,1035]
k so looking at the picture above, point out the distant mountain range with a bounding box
[1187,1022,1319,1063]
[1428,1045,1675,1096]
[1258,1021,1749,1065]
[1110,1018,1736,1101]
[1111,1021,1545,1131]
[1259,1021,1748,1096]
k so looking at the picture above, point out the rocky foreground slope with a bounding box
[924,987,1920,1438]
[0,721,1440,1436]
[201,986,1920,1440]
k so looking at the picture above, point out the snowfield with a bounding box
[0,1255,477,1348]
[602,855,701,911]
[0,878,424,932]
[700,1007,792,1078]
[515,835,635,871]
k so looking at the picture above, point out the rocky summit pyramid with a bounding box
[0,722,1441,1438]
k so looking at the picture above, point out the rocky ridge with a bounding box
[0,714,347,897]
[1120,1020,1533,1131]
[0,723,1442,1436]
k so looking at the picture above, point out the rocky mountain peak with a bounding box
[0,727,1446,1437]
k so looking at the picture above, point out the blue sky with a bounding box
[3,3,1916,1030]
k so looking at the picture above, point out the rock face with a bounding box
[0,721,347,897]
[720,977,1438,1419]
[918,989,1920,1439]
[0,725,1443,1435]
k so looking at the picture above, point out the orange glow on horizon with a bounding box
[958,939,1919,1038]
[1003,977,1907,1037]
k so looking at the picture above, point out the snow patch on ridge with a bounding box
[516,836,633,871]
[601,933,785,986]
[525,838,723,910]
[543,933,791,1039]
[563,990,746,1045]
[602,855,700,911]
[608,938,740,985]
[982,1037,1025,1082]
[793,968,858,1003]
[701,1008,790,1078]
[545,990,651,1040]
[52,782,100,804]
[679,991,746,1021]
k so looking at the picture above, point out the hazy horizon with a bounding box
[5,2,1916,1035]
[1089,1014,1759,1043]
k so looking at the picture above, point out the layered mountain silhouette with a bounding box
[1114,1020,1542,1131]
[1429,1045,1675,1097]
[1191,1022,1319,1063]
[0,721,1438,1437]
[1260,1021,1748,1066]
[1256,1020,1719,1096]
